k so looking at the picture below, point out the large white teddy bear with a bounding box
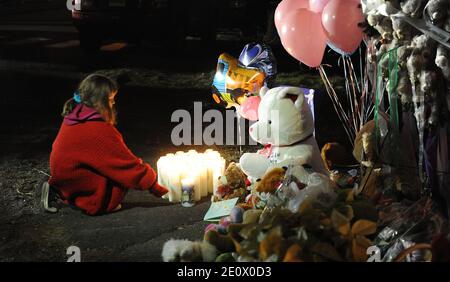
[239,86,328,181]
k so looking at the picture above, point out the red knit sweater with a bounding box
[49,120,167,215]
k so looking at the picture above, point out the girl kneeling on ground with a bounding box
[47,74,168,215]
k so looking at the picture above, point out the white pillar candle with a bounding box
[157,150,224,203]
[157,157,168,200]
[161,155,174,200]
[173,165,184,202]
[200,166,208,197]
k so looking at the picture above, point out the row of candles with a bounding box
[157,149,226,202]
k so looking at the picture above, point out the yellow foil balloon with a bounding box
[212,53,265,108]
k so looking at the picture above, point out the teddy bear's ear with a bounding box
[259,85,269,98]
[274,87,304,110]
[274,86,301,99]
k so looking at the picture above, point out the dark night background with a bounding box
[0,0,356,261]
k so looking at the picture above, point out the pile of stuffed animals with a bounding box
[361,0,450,209]
[162,85,346,262]
[211,86,331,209]
[162,187,381,262]
[363,0,450,126]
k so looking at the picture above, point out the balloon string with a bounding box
[361,54,372,125]
[342,56,357,134]
[319,65,351,124]
[342,55,352,124]
[347,55,362,94]
[359,46,364,95]
[367,42,378,123]
[365,45,376,124]
[345,57,362,132]
[360,50,368,125]
[342,56,362,136]
[320,65,352,128]
[318,65,355,146]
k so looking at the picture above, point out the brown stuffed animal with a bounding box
[213,162,248,202]
[224,162,247,190]
[255,167,287,194]
[352,120,383,201]
[353,120,378,167]
[321,142,357,171]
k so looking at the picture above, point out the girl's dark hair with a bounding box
[62,74,118,125]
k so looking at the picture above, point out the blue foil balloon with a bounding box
[239,43,277,86]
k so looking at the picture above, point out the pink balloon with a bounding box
[278,8,327,68]
[238,96,261,121]
[274,0,309,32]
[309,0,329,13]
[321,0,364,54]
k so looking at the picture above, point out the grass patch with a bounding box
[96,68,346,92]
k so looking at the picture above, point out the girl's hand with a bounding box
[150,182,169,198]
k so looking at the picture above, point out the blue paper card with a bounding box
[203,197,239,222]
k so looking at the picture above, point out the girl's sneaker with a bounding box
[35,180,59,213]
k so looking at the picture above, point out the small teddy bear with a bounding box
[419,70,440,127]
[407,49,424,84]
[411,35,437,67]
[435,44,449,69]
[397,45,413,66]
[424,0,448,24]
[396,45,414,107]
[367,14,394,42]
[162,239,218,262]
[398,70,414,105]
[255,167,287,194]
[391,16,414,41]
[320,142,359,189]
[352,120,389,200]
[419,69,436,93]
[320,142,357,172]
[212,162,248,202]
[407,35,434,83]
[401,0,426,18]
[353,120,378,168]
[223,162,247,190]
[435,44,450,83]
